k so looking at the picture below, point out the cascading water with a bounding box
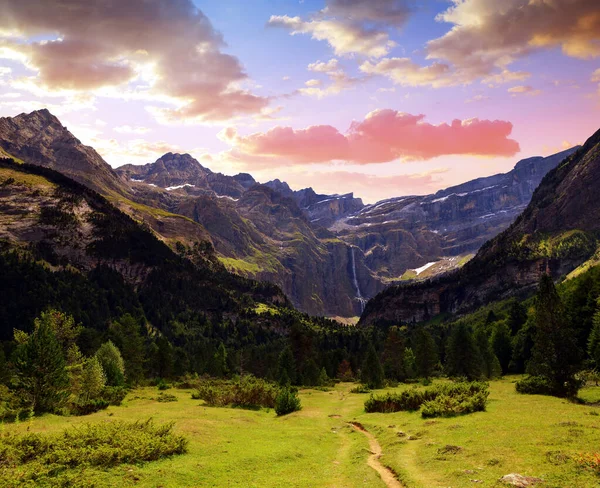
[350,247,368,313]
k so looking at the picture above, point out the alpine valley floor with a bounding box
[3,379,600,488]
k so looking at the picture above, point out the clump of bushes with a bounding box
[515,376,554,395]
[365,382,489,418]
[192,375,279,409]
[0,419,187,485]
[573,452,600,475]
[156,393,178,403]
[275,387,301,416]
[350,384,371,394]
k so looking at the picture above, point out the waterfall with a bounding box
[350,247,368,313]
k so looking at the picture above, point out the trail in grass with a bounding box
[349,422,404,488]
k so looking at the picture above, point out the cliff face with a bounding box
[359,130,600,327]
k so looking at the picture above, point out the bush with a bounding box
[365,382,489,417]
[193,376,279,409]
[515,376,553,395]
[350,384,371,394]
[156,393,178,403]
[100,386,128,405]
[275,387,302,416]
[0,419,187,486]
[157,379,170,391]
[421,391,488,418]
[69,399,109,416]
[573,452,600,475]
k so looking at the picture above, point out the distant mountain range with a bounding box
[0,109,579,317]
[360,128,600,327]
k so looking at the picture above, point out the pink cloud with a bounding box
[220,109,520,166]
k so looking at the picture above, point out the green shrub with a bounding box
[350,384,371,394]
[100,386,127,405]
[421,391,488,418]
[193,376,279,409]
[157,379,170,391]
[365,382,489,416]
[515,375,553,395]
[0,419,187,486]
[69,399,109,416]
[156,393,178,403]
[275,387,302,416]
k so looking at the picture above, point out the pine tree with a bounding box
[277,346,296,386]
[588,311,600,368]
[403,347,417,379]
[491,322,513,374]
[528,274,581,397]
[475,329,501,379]
[96,341,126,386]
[507,300,528,335]
[109,314,146,384]
[445,323,482,380]
[302,358,320,386]
[318,367,329,387]
[382,326,407,381]
[213,342,228,377]
[14,322,69,413]
[414,329,438,379]
[80,356,106,402]
[361,343,384,389]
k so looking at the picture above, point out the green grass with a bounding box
[0,167,56,188]
[219,256,263,274]
[0,148,25,164]
[3,380,600,487]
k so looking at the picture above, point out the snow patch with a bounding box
[414,262,437,275]
[165,184,195,191]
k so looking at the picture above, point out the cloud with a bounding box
[218,109,519,167]
[482,69,531,86]
[426,0,600,80]
[0,0,269,122]
[508,85,542,97]
[592,68,600,83]
[360,57,458,87]
[465,94,490,103]
[299,59,365,98]
[268,1,412,58]
[114,125,152,135]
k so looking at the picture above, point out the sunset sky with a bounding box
[0,0,599,203]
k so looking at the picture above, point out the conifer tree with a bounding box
[414,329,438,379]
[445,323,482,380]
[96,341,126,386]
[382,326,407,381]
[277,346,296,386]
[491,322,513,374]
[588,311,600,368]
[403,347,417,379]
[475,329,501,379]
[528,274,581,397]
[14,322,69,413]
[109,314,146,384]
[80,356,106,402]
[361,343,385,389]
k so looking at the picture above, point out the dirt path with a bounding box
[349,422,404,488]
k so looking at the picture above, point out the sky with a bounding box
[0,0,599,203]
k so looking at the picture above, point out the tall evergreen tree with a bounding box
[475,329,501,379]
[588,310,600,368]
[528,274,581,397]
[507,300,528,335]
[14,322,69,413]
[382,326,406,381]
[109,314,146,384]
[277,346,296,386]
[96,341,126,386]
[414,329,438,379]
[491,322,513,374]
[361,343,385,389]
[213,342,228,377]
[403,347,417,379]
[80,356,106,402]
[445,323,482,380]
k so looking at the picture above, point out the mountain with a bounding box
[0,109,579,318]
[0,157,288,342]
[359,129,600,327]
[329,147,577,283]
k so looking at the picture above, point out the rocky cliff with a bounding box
[359,130,600,327]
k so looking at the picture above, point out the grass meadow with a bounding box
[2,378,600,487]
